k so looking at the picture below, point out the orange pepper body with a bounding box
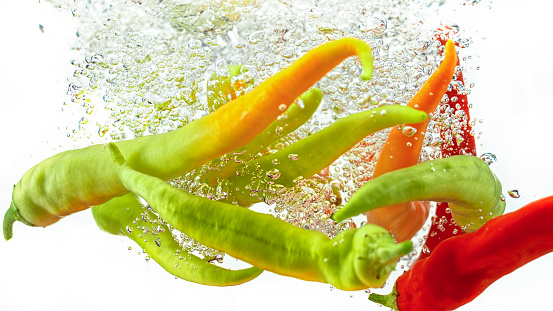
[204,38,373,157]
[365,40,457,242]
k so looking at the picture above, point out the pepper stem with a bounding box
[369,292,398,310]
[3,197,36,241]
[3,207,16,241]
[377,240,413,264]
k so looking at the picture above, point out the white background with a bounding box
[1,1,553,310]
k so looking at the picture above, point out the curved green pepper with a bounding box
[331,155,506,232]
[226,105,430,206]
[92,193,262,286]
[108,143,412,290]
[203,87,323,186]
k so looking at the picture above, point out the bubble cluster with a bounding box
[128,202,225,263]
[47,0,480,275]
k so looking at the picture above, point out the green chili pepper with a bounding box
[203,87,323,186]
[91,193,262,286]
[4,38,373,240]
[331,155,506,232]
[226,105,430,206]
[107,142,412,290]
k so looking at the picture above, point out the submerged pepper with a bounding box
[419,29,478,259]
[92,193,262,286]
[4,38,374,240]
[363,40,458,242]
[108,143,412,291]
[369,196,553,311]
[203,87,324,186]
[332,155,505,233]
[226,105,430,206]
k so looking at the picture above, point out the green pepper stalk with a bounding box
[3,38,374,240]
[226,105,430,206]
[331,155,505,232]
[108,143,412,290]
[91,193,262,286]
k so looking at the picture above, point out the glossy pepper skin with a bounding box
[91,193,263,286]
[3,38,374,240]
[364,40,457,242]
[108,143,412,291]
[369,196,553,311]
[331,155,505,232]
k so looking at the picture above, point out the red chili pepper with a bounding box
[418,27,476,259]
[369,195,553,311]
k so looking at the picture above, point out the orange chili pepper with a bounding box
[201,37,373,158]
[364,40,457,242]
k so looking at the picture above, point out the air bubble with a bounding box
[508,189,521,198]
[67,82,83,96]
[402,126,417,137]
[71,7,80,17]
[267,168,281,180]
[98,125,109,137]
[248,30,264,44]
[479,152,497,165]
[361,16,387,37]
